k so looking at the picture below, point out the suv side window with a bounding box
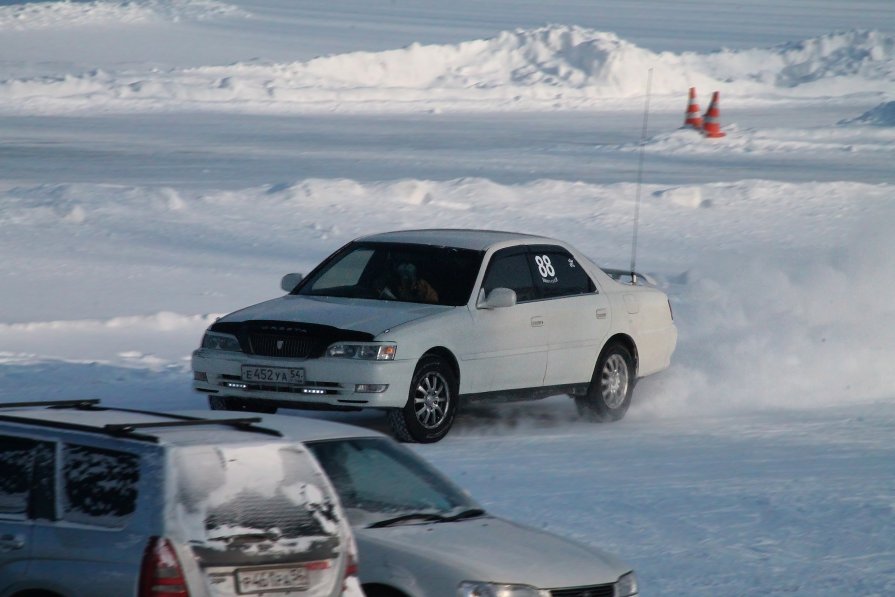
[0,436,55,520]
[62,444,139,528]
[528,246,595,300]
[482,247,538,303]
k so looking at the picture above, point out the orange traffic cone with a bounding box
[702,91,726,138]
[683,87,703,129]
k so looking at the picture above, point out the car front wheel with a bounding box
[388,356,458,443]
[576,343,634,422]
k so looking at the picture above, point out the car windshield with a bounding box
[297,242,484,307]
[307,438,481,528]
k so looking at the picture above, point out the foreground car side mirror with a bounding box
[477,287,517,309]
[281,273,304,292]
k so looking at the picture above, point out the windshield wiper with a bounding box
[439,508,486,522]
[368,512,447,528]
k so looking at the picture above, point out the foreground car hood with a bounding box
[220,294,449,336]
[356,516,628,590]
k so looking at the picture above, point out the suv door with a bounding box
[466,246,547,391]
[0,435,54,592]
[528,245,611,386]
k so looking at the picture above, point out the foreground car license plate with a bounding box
[241,365,305,385]
[236,566,309,594]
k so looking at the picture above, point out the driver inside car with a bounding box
[380,262,439,304]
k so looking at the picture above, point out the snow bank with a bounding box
[0,0,246,30]
[4,177,894,418]
[0,26,892,113]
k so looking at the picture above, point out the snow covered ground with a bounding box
[2,1,894,595]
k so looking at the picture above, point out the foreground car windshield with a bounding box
[297,242,483,306]
[307,438,480,527]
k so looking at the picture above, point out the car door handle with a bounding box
[530,317,544,328]
[596,308,608,319]
[0,534,25,550]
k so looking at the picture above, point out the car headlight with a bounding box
[326,342,396,361]
[616,571,638,596]
[457,582,548,597]
[201,332,242,352]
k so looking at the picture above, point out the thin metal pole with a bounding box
[630,68,653,285]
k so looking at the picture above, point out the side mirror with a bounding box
[281,273,303,293]
[477,287,517,309]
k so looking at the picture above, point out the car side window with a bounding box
[528,246,595,300]
[0,435,55,520]
[482,247,538,303]
[62,444,140,528]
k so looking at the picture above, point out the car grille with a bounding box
[248,333,316,358]
[550,584,614,597]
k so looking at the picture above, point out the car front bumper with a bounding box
[191,348,416,410]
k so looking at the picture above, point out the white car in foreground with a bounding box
[192,229,676,442]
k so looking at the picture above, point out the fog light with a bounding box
[194,371,208,382]
[355,384,388,393]
[302,388,326,395]
[225,382,248,390]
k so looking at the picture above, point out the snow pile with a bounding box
[4,177,894,417]
[0,26,892,113]
[840,100,895,125]
[0,0,247,30]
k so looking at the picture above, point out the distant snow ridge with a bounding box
[0,25,892,113]
[0,0,246,30]
[840,101,895,126]
[698,29,895,88]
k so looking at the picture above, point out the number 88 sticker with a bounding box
[535,255,555,278]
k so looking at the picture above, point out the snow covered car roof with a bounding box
[177,410,384,443]
[356,229,555,251]
[0,403,377,446]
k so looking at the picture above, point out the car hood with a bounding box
[356,516,628,589]
[219,294,450,336]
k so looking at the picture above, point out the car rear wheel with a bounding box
[208,395,278,414]
[575,343,634,422]
[388,356,457,443]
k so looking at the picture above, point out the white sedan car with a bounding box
[192,229,677,442]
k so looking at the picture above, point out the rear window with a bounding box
[62,444,140,528]
[174,443,342,551]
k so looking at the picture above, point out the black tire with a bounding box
[388,356,458,443]
[575,343,635,422]
[208,395,278,414]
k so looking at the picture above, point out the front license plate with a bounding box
[236,566,309,594]
[241,365,305,385]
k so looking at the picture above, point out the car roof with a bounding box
[0,407,309,447]
[180,410,385,443]
[356,229,558,251]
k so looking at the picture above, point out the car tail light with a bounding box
[341,551,359,594]
[344,552,359,579]
[139,537,189,597]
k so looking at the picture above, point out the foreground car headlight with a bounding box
[201,332,242,352]
[458,582,547,597]
[326,342,396,361]
[616,571,638,596]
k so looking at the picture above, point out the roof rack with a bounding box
[0,399,101,410]
[0,399,282,443]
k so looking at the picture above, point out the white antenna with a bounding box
[630,68,653,286]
